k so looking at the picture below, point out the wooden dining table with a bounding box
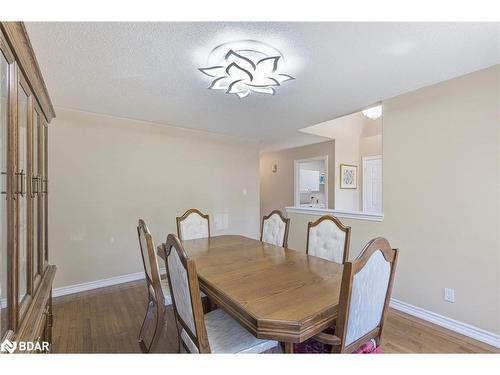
[158,235,344,353]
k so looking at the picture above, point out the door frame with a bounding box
[362,155,382,213]
[294,155,328,208]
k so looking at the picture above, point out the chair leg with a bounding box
[138,297,154,353]
[330,344,342,353]
[148,304,165,353]
[202,296,216,313]
[138,296,166,353]
[284,342,294,353]
[174,317,182,353]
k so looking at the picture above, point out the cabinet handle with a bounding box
[32,175,40,197]
[15,169,26,197]
[1,171,6,195]
[42,178,48,194]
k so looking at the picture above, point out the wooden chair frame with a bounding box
[306,215,352,264]
[176,208,211,241]
[137,219,167,353]
[160,234,211,353]
[260,209,291,248]
[313,237,399,353]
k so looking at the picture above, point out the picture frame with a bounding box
[340,164,357,189]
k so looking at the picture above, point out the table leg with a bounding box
[284,342,294,354]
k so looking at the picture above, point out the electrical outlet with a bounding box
[214,213,229,230]
[444,288,455,303]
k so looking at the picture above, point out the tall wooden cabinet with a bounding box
[0,22,56,353]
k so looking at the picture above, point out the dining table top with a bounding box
[158,235,344,343]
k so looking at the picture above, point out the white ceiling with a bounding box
[26,22,499,141]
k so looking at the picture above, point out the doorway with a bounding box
[294,156,328,208]
[362,155,382,213]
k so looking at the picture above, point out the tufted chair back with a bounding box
[260,210,290,247]
[176,209,210,241]
[334,237,398,353]
[306,215,351,264]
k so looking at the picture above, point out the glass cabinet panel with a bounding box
[43,124,48,265]
[40,121,46,268]
[0,49,9,339]
[32,110,39,279]
[17,83,28,304]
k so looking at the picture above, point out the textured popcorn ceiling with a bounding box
[26,22,499,141]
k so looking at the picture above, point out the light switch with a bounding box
[444,288,455,303]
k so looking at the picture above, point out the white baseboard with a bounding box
[53,272,145,297]
[52,267,166,298]
[390,298,500,349]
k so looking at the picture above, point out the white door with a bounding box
[362,156,382,213]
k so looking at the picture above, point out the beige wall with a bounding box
[359,134,382,157]
[288,66,500,334]
[335,135,361,211]
[260,141,335,217]
[360,117,383,138]
[49,108,261,288]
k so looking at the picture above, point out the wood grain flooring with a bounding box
[51,280,498,354]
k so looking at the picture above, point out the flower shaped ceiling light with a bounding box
[198,40,294,98]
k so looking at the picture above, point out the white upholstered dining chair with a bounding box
[306,215,351,264]
[160,233,279,354]
[176,208,210,241]
[260,210,290,247]
[137,219,172,353]
[312,237,398,353]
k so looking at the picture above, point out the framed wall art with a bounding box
[340,164,357,189]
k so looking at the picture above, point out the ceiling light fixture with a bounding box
[362,105,382,120]
[198,40,294,99]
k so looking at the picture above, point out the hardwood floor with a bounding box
[51,280,498,354]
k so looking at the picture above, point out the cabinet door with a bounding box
[17,77,30,315]
[32,107,42,287]
[41,118,48,269]
[0,38,11,340]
